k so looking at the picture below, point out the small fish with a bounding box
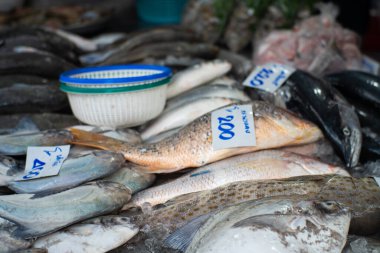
[0,51,76,78]
[165,84,250,113]
[128,150,348,209]
[101,42,219,66]
[0,181,131,238]
[166,60,231,99]
[170,198,350,253]
[105,163,156,194]
[326,71,380,108]
[32,215,139,253]
[141,97,239,140]
[0,129,73,155]
[69,101,323,173]
[46,27,98,52]
[8,151,124,194]
[122,176,380,252]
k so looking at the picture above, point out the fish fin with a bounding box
[68,128,127,152]
[164,213,212,251]
[14,117,39,134]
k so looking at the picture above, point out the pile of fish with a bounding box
[0,3,380,253]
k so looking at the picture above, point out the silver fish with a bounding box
[141,97,238,140]
[105,163,156,194]
[0,181,131,238]
[127,150,348,209]
[0,130,73,155]
[165,84,250,114]
[167,60,232,99]
[168,197,350,253]
[8,151,124,194]
[0,155,23,186]
[33,215,139,253]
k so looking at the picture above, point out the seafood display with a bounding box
[0,1,379,253]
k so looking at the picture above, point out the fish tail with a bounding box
[68,128,129,153]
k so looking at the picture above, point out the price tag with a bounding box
[212,105,256,150]
[374,177,380,187]
[16,145,70,181]
[362,55,379,75]
[243,63,295,93]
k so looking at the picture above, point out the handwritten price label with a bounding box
[212,105,256,150]
[243,63,295,93]
[16,145,70,181]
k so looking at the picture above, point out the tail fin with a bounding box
[68,128,127,152]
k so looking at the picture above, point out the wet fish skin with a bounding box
[128,150,348,209]
[8,151,125,194]
[0,129,73,155]
[105,163,156,194]
[33,215,139,253]
[285,70,362,168]
[361,127,380,161]
[141,97,238,140]
[181,198,350,253]
[0,181,131,238]
[326,71,380,108]
[167,60,231,99]
[0,155,23,186]
[69,101,323,173]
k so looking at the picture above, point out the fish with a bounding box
[0,181,131,238]
[0,74,51,87]
[165,84,250,114]
[166,60,232,99]
[282,70,362,168]
[0,51,76,78]
[0,114,80,134]
[91,32,127,48]
[344,235,380,253]
[0,229,32,253]
[144,128,182,144]
[105,163,156,194]
[0,129,73,155]
[8,151,124,194]
[121,176,380,252]
[0,82,68,114]
[217,49,253,80]
[69,101,323,173]
[128,150,348,209]
[100,42,219,66]
[96,27,201,65]
[325,71,380,108]
[0,155,23,186]
[169,198,350,253]
[141,56,204,69]
[361,127,380,161]
[348,98,380,133]
[32,215,139,253]
[141,97,239,140]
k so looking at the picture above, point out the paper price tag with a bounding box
[17,145,70,181]
[243,63,295,93]
[212,105,256,150]
[362,55,379,75]
[374,177,380,187]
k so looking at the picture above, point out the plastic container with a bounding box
[136,0,188,25]
[60,65,172,128]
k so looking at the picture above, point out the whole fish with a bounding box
[141,97,238,140]
[326,71,380,108]
[282,70,362,168]
[33,215,139,253]
[170,198,350,253]
[121,176,380,253]
[69,101,323,173]
[97,28,201,65]
[165,84,250,113]
[0,181,131,238]
[0,129,73,155]
[217,49,253,80]
[0,82,68,114]
[166,60,232,98]
[0,155,23,186]
[128,150,348,209]
[8,151,124,194]
[105,163,156,194]
[101,42,219,66]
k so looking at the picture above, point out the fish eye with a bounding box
[343,127,351,136]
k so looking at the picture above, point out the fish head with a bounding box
[341,125,362,168]
[0,155,17,175]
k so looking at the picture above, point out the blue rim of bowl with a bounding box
[60,77,170,94]
[59,65,172,85]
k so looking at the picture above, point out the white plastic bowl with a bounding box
[60,65,172,128]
